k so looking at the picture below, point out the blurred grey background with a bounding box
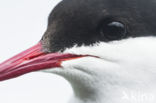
[0,0,72,103]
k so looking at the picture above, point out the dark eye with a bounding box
[100,21,127,40]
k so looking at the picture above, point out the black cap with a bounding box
[41,0,156,52]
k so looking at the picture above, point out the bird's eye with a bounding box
[100,21,127,40]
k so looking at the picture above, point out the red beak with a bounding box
[0,42,85,81]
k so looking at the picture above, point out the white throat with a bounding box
[44,37,156,103]
[62,57,156,103]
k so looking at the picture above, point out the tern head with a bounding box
[1,0,156,103]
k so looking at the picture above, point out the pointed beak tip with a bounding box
[0,42,86,81]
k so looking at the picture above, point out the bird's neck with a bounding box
[68,82,156,103]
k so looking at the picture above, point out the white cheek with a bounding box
[62,37,156,81]
[63,37,156,69]
[63,37,156,58]
[61,57,120,77]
